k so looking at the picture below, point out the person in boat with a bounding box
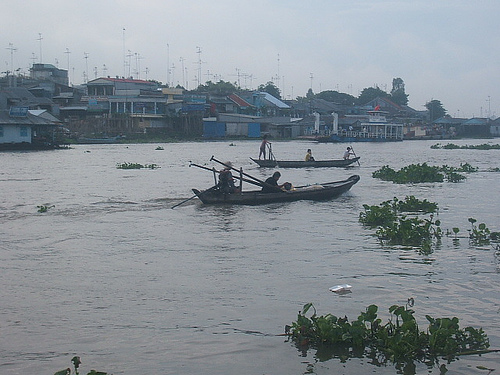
[305,149,315,162]
[217,162,236,194]
[259,135,270,160]
[261,171,291,193]
[343,147,355,160]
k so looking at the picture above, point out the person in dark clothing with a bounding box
[261,171,288,193]
[217,162,236,193]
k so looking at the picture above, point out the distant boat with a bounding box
[316,110,404,143]
[250,157,360,168]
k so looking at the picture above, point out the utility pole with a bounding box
[179,57,185,88]
[166,43,170,86]
[64,48,71,85]
[196,46,202,88]
[84,52,89,83]
[6,43,17,87]
[122,28,126,78]
[37,33,43,63]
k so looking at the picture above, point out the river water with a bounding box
[1,140,499,375]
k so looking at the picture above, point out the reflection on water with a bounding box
[0,140,499,375]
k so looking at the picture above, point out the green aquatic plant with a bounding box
[372,163,475,183]
[155,146,164,150]
[373,163,444,183]
[360,197,441,251]
[431,143,500,150]
[287,302,491,368]
[395,195,438,213]
[54,356,108,375]
[116,162,160,169]
[37,204,55,213]
[468,218,491,245]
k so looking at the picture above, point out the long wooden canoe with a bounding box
[250,157,360,168]
[192,175,360,205]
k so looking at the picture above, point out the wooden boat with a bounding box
[250,157,360,168]
[192,175,360,205]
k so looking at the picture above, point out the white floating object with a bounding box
[329,284,352,293]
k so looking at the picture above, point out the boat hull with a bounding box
[192,175,360,205]
[250,157,360,168]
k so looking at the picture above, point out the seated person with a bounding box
[305,149,315,162]
[261,171,290,193]
[218,165,236,193]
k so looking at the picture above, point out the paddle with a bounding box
[171,185,218,209]
[350,145,361,166]
[171,193,201,209]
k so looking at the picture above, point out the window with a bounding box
[20,126,28,137]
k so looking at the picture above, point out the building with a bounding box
[0,107,63,150]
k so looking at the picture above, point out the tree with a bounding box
[358,86,389,105]
[390,77,409,106]
[305,88,314,99]
[315,90,357,106]
[425,99,447,121]
[258,81,281,99]
[196,80,238,95]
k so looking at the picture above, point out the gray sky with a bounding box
[2,0,499,118]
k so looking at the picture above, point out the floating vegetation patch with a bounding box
[155,146,164,150]
[37,204,55,213]
[431,143,500,150]
[286,302,493,371]
[360,196,441,251]
[54,356,108,375]
[372,162,477,183]
[116,162,160,169]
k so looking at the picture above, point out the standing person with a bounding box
[343,146,354,160]
[261,171,289,193]
[259,135,270,160]
[305,149,315,162]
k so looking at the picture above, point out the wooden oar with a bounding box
[210,156,284,193]
[210,156,267,186]
[350,145,361,166]
[171,181,224,208]
[189,163,263,188]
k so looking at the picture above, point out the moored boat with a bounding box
[250,157,360,168]
[192,175,360,205]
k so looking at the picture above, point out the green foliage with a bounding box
[372,163,476,183]
[116,162,160,169]
[287,302,490,367]
[431,143,500,150]
[468,218,491,245]
[376,215,441,251]
[359,202,396,228]
[358,86,389,105]
[360,197,441,251]
[258,81,281,99]
[314,90,357,106]
[37,204,55,213]
[425,100,447,121]
[196,80,238,95]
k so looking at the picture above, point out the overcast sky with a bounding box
[2,0,499,118]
